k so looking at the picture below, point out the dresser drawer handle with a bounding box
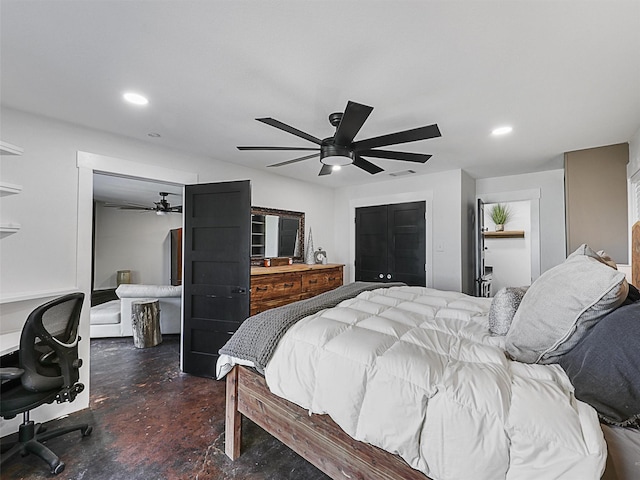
[256,286,268,292]
[328,277,337,281]
[283,283,294,288]
[309,279,318,284]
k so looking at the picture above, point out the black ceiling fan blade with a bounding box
[354,123,441,150]
[257,118,323,145]
[353,154,384,174]
[333,101,373,146]
[318,164,333,176]
[237,146,320,151]
[359,149,432,163]
[118,206,154,211]
[267,153,320,168]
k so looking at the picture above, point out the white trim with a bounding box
[476,189,541,281]
[77,151,198,186]
[348,191,434,287]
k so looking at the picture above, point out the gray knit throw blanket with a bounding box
[219,281,405,373]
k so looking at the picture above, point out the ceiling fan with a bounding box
[238,100,441,176]
[105,192,182,215]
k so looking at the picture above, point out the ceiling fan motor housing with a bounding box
[321,139,353,166]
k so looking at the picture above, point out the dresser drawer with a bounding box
[251,273,302,302]
[250,295,303,316]
[301,266,343,295]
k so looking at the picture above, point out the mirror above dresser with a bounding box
[251,207,305,263]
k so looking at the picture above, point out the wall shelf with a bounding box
[0,141,24,156]
[0,182,23,196]
[483,230,525,238]
[0,223,21,235]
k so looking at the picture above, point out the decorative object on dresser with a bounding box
[250,263,344,316]
[304,228,315,264]
[314,247,327,264]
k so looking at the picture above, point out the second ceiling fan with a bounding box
[238,100,441,176]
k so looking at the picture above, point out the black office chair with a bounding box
[0,292,92,475]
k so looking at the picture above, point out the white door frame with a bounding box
[476,189,541,282]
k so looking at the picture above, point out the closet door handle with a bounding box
[379,274,384,279]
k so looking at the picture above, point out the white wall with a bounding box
[94,202,182,288]
[477,169,566,274]
[333,169,465,292]
[483,201,532,293]
[0,106,336,436]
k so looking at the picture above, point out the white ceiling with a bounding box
[1,0,639,205]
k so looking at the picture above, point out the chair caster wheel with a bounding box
[51,460,65,475]
[82,425,92,437]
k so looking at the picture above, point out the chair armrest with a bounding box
[0,367,24,380]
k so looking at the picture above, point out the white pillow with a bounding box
[505,245,628,364]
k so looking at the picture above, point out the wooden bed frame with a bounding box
[225,365,430,480]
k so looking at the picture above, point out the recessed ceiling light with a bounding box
[491,126,513,136]
[123,92,149,105]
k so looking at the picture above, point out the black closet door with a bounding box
[355,205,388,282]
[182,180,251,378]
[355,201,426,286]
[388,202,426,286]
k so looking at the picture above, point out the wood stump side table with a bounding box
[131,299,162,348]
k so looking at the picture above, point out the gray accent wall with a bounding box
[565,143,629,264]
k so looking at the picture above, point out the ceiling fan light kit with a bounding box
[320,142,353,166]
[238,100,441,177]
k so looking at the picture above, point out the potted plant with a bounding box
[489,203,511,231]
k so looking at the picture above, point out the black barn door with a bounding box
[182,180,251,377]
[355,201,426,286]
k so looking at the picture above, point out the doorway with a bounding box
[77,152,198,384]
[482,200,532,295]
[475,190,541,297]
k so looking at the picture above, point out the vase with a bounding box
[495,224,504,232]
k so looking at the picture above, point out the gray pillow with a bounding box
[488,287,528,336]
[557,301,640,427]
[505,249,628,364]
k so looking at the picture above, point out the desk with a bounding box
[0,331,21,356]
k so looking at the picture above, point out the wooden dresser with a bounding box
[250,264,344,315]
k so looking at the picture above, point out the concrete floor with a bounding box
[1,335,330,479]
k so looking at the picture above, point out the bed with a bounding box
[217,245,640,480]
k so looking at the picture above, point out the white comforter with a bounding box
[265,286,606,480]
